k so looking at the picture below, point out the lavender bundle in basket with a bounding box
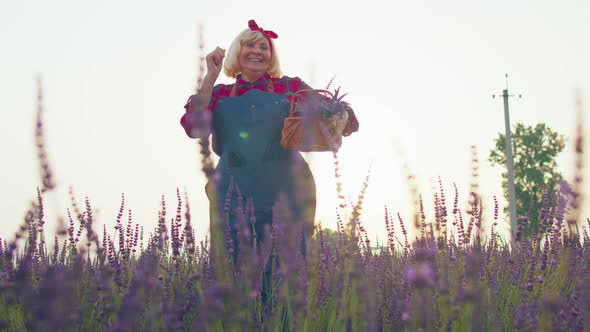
[293,87,351,120]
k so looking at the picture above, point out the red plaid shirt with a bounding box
[181,73,359,137]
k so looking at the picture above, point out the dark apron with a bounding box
[208,88,316,261]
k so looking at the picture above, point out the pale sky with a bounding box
[1,0,588,245]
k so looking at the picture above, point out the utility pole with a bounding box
[493,74,521,245]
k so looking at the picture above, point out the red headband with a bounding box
[248,19,278,47]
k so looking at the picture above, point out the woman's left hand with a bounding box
[325,111,349,148]
[331,111,349,137]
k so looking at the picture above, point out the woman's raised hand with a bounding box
[205,47,225,80]
[191,47,225,115]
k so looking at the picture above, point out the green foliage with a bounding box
[0,302,26,331]
[489,122,566,236]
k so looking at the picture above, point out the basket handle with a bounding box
[288,89,334,117]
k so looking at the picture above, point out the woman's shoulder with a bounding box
[212,82,234,95]
[270,75,309,94]
[272,75,304,83]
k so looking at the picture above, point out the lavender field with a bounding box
[0,87,588,332]
[1,179,589,331]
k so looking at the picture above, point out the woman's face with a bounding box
[239,38,271,79]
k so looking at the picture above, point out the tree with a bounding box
[489,123,566,237]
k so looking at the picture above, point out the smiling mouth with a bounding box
[247,58,263,63]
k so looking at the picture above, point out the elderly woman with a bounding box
[181,20,359,261]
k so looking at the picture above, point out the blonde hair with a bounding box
[223,29,282,78]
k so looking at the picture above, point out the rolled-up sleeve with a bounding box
[180,95,198,138]
[180,85,223,138]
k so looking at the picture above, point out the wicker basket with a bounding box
[280,89,345,152]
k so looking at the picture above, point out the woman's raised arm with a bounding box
[181,47,225,138]
[196,46,225,107]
